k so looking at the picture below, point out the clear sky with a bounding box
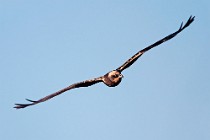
[1,0,210,140]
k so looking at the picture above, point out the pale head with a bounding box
[103,70,123,87]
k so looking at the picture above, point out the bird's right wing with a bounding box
[14,76,103,109]
[116,16,195,72]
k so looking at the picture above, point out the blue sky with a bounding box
[1,0,210,140]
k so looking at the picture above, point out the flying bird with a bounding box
[14,16,195,109]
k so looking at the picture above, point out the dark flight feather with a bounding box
[14,77,103,109]
[116,16,195,72]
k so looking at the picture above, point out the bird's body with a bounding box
[103,70,123,87]
[14,16,195,109]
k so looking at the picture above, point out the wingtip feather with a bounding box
[26,98,37,103]
[179,22,183,30]
[179,15,195,31]
[14,99,37,109]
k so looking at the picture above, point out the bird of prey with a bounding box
[14,16,195,109]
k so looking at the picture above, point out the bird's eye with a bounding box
[112,74,118,78]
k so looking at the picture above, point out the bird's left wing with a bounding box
[116,16,195,72]
[14,76,103,109]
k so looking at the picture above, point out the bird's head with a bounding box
[104,70,123,87]
[108,70,123,79]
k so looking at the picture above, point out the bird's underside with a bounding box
[14,16,195,109]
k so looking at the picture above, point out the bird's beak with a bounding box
[120,74,124,78]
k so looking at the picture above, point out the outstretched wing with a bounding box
[14,77,103,109]
[116,16,195,72]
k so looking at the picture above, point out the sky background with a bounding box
[1,0,210,140]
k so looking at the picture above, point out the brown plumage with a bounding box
[14,16,194,109]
